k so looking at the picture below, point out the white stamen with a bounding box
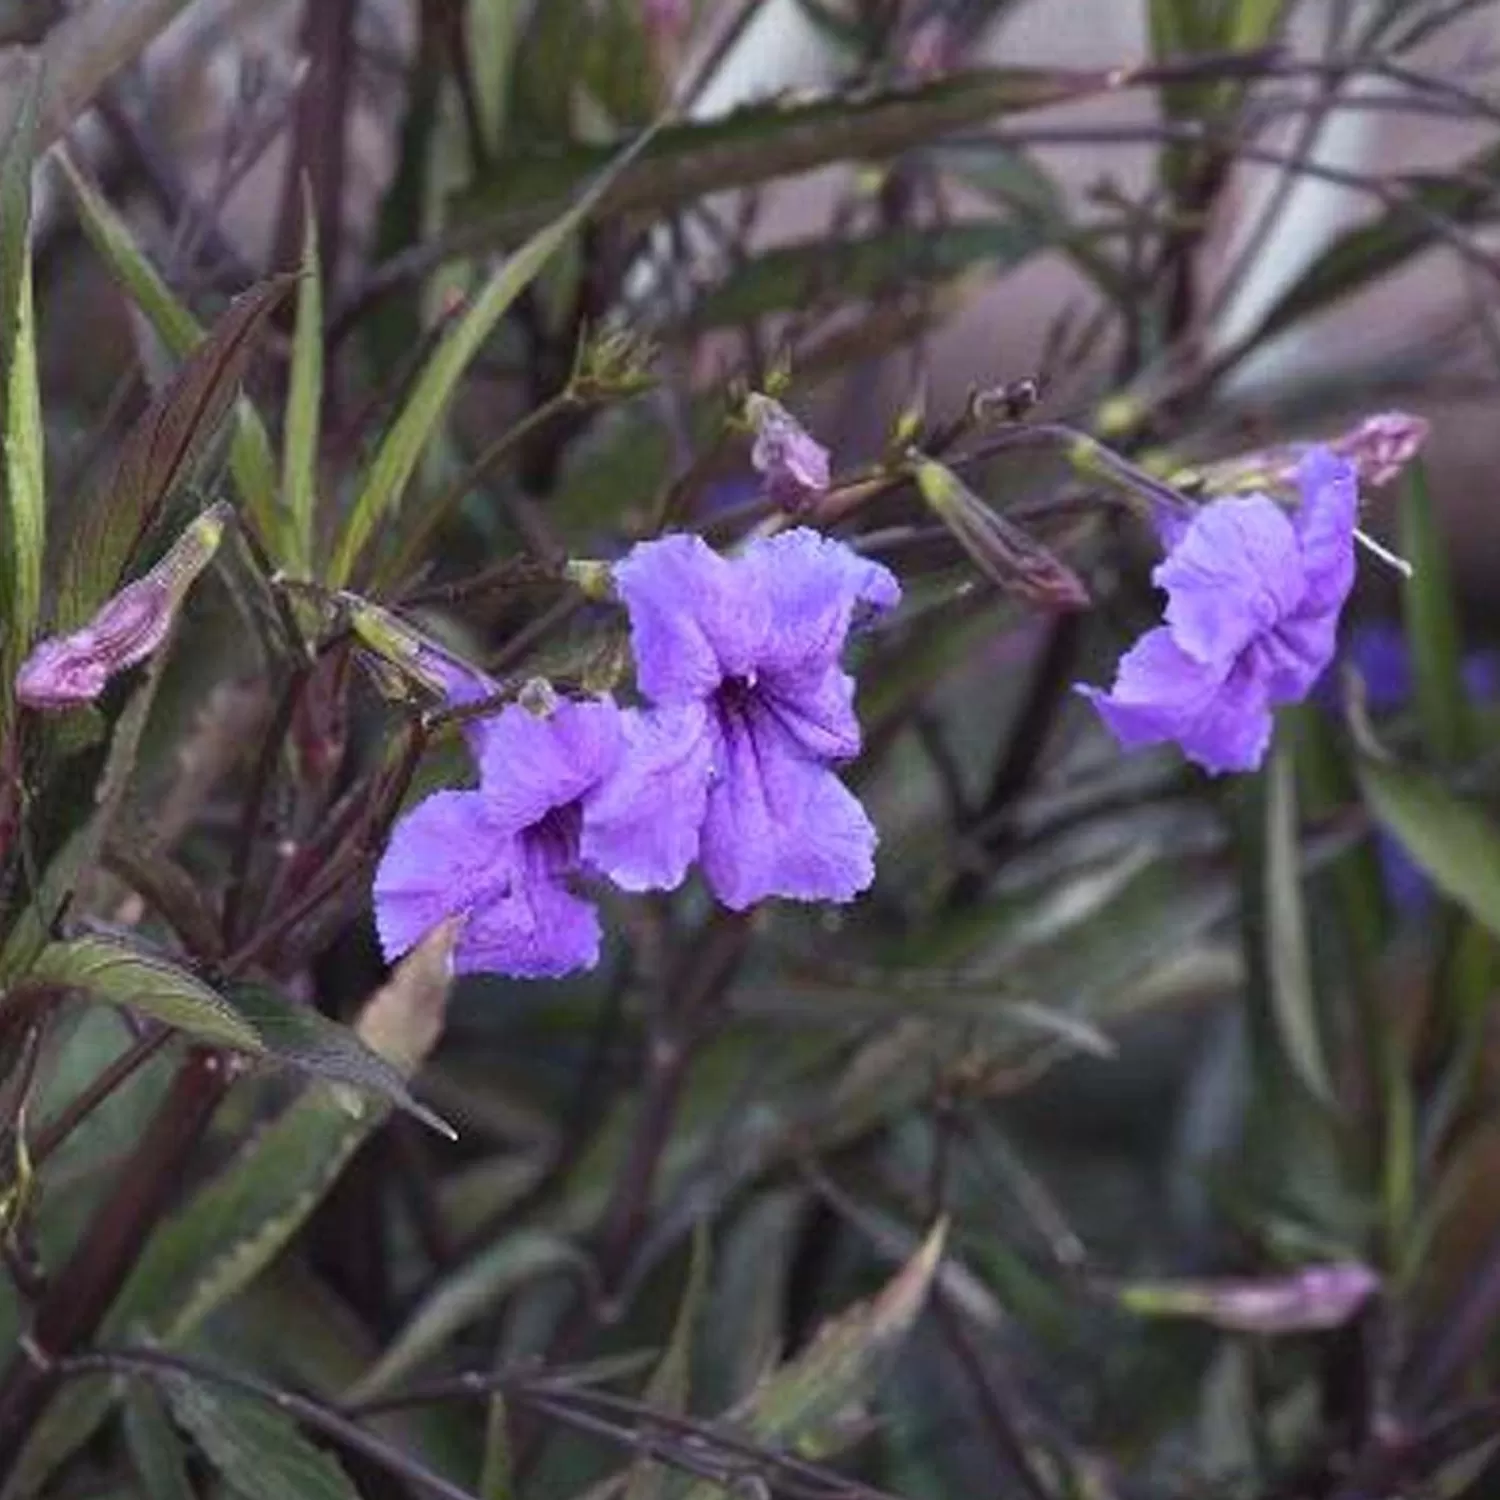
[1354,527,1413,578]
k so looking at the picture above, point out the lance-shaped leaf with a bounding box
[57,279,291,628]
[1358,758,1500,939]
[226,980,455,1138]
[625,1224,711,1500]
[329,122,661,587]
[676,1220,946,1500]
[0,85,44,708]
[1236,139,1500,355]
[122,1387,196,1500]
[20,934,452,1133]
[55,149,289,564]
[911,452,1089,608]
[1264,743,1335,1108]
[451,67,1152,243]
[1401,462,1469,764]
[345,1229,588,1402]
[163,1377,360,1500]
[19,504,228,710]
[4,926,458,1494]
[282,188,323,579]
[25,936,260,1050]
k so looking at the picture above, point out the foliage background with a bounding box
[3,1,1500,1497]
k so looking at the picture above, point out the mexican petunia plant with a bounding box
[11,10,1500,1500]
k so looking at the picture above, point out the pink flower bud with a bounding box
[1330,411,1431,488]
[1118,1261,1379,1335]
[746,393,831,513]
[17,506,228,710]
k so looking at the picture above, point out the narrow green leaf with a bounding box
[1,929,457,1496]
[1264,742,1334,1107]
[1400,460,1469,762]
[329,122,661,586]
[0,84,44,705]
[1229,0,1290,48]
[451,67,1130,245]
[678,1220,945,1500]
[55,148,288,562]
[1237,141,1500,353]
[687,222,1052,331]
[479,1394,514,1500]
[1358,758,1500,939]
[227,980,455,1137]
[625,1223,711,1500]
[164,1377,360,1500]
[25,937,261,1050]
[346,1229,587,1401]
[282,187,323,578]
[122,1387,196,1500]
[468,0,524,153]
[57,276,292,629]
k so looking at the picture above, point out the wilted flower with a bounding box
[1117,1261,1380,1335]
[374,693,708,979]
[1078,448,1359,774]
[1172,410,1429,500]
[746,393,831,513]
[1329,411,1430,489]
[613,528,898,909]
[17,504,228,710]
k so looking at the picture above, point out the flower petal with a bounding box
[700,706,877,908]
[1291,447,1358,616]
[739,527,900,678]
[373,790,518,966]
[581,704,713,891]
[614,533,766,703]
[760,662,861,761]
[463,869,602,979]
[1078,627,1274,773]
[1154,495,1304,664]
[475,697,623,831]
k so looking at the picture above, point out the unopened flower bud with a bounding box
[346,598,495,707]
[912,452,1089,610]
[746,393,830,514]
[17,504,228,710]
[1116,1261,1379,1335]
[1330,411,1430,488]
[564,559,616,601]
[569,324,656,402]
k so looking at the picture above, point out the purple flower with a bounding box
[613,528,899,909]
[1078,448,1359,775]
[746,394,831,514]
[374,694,708,979]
